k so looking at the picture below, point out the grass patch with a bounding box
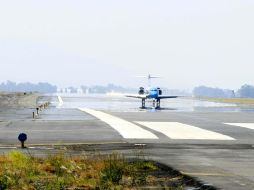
[196,97,254,106]
[0,151,215,189]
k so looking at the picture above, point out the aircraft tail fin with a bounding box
[135,74,161,86]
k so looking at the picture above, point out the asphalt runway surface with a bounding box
[1,95,254,189]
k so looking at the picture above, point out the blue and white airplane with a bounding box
[126,74,178,109]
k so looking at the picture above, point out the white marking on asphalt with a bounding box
[225,123,254,130]
[136,122,235,140]
[0,147,17,149]
[79,108,158,139]
[28,147,54,150]
[58,96,64,107]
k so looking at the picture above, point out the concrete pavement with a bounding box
[1,96,254,189]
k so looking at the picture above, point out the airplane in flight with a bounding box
[126,74,178,109]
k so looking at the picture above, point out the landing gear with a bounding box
[153,99,161,109]
[156,99,160,109]
[153,99,160,109]
[141,99,146,109]
[140,99,160,109]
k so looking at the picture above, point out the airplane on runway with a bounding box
[126,74,179,109]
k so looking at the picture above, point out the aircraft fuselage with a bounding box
[145,87,160,99]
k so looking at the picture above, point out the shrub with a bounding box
[0,175,8,190]
[99,153,126,189]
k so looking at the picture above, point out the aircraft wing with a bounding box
[126,94,147,99]
[158,95,179,99]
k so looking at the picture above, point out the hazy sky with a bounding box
[0,0,253,89]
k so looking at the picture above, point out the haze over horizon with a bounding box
[0,0,253,90]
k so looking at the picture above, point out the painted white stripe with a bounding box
[225,123,254,130]
[79,108,158,139]
[58,96,64,107]
[136,122,234,140]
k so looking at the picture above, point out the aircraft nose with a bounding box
[150,91,158,98]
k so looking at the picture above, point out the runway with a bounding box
[1,95,254,189]
[2,108,254,145]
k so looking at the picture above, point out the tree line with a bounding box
[193,84,254,98]
[1,80,254,98]
[0,81,57,93]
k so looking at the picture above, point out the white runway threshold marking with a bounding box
[79,108,158,139]
[136,122,235,140]
[225,123,254,130]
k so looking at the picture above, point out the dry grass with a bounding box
[0,92,38,108]
[196,97,254,105]
[0,151,195,190]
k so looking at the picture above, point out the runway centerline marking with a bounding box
[225,123,254,130]
[79,108,158,139]
[136,122,235,140]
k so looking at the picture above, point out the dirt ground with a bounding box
[0,92,39,108]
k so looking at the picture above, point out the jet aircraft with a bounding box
[126,74,178,109]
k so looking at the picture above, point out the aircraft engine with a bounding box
[157,88,162,95]
[139,87,145,95]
